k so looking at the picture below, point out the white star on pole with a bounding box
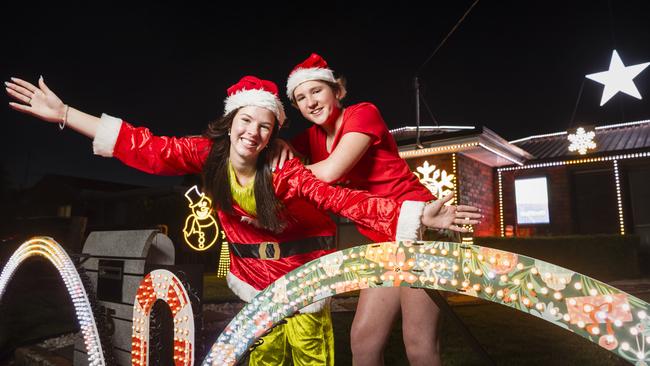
[585,50,650,106]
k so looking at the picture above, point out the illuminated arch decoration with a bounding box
[0,237,106,366]
[183,186,219,251]
[202,241,650,366]
[131,269,195,366]
[414,161,455,205]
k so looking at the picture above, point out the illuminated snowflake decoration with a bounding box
[567,127,597,155]
[415,161,455,205]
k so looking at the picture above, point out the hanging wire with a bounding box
[416,0,481,75]
[414,0,480,143]
[569,79,585,128]
[420,85,440,126]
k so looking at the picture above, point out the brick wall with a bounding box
[404,153,496,237]
[458,154,495,236]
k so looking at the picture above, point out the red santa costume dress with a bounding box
[287,53,436,243]
[91,76,426,365]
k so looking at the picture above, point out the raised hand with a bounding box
[6,76,67,123]
[269,138,295,171]
[421,193,482,232]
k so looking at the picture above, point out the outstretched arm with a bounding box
[6,76,100,138]
[7,76,210,176]
[276,160,481,240]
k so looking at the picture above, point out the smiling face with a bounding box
[194,198,211,219]
[293,80,342,128]
[229,105,276,164]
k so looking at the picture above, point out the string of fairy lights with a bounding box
[613,160,625,235]
[497,151,650,236]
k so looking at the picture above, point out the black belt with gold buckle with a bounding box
[229,236,335,260]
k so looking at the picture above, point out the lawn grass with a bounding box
[329,301,631,366]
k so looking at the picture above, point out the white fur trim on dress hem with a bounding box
[226,272,328,314]
[286,68,336,100]
[93,114,122,157]
[396,200,425,241]
[226,272,259,303]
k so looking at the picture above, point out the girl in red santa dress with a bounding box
[282,53,462,366]
[7,75,480,366]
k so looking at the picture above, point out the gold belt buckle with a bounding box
[259,242,281,260]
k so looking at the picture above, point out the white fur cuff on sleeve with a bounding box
[396,200,425,241]
[92,114,122,157]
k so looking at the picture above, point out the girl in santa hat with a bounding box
[283,53,456,366]
[6,75,479,366]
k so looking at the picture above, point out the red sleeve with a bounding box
[274,159,400,239]
[341,103,387,145]
[113,121,212,175]
[290,129,311,157]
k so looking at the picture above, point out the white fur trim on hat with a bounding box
[224,89,286,125]
[226,272,327,313]
[286,67,336,100]
[93,113,123,157]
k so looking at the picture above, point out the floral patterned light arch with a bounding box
[202,241,650,366]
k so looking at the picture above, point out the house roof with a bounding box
[390,125,533,167]
[389,125,479,142]
[510,119,650,160]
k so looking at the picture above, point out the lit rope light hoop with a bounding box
[202,241,650,366]
[0,237,106,366]
[131,269,195,366]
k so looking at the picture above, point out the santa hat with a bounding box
[286,53,336,100]
[224,75,286,125]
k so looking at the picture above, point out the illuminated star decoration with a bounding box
[585,50,650,106]
[567,127,596,155]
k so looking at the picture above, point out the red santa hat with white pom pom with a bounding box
[286,53,337,101]
[224,75,286,125]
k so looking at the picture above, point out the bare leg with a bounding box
[400,287,442,366]
[350,287,401,366]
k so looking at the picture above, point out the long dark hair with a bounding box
[202,110,285,232]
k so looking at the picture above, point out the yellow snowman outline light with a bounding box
[183,186,219,251]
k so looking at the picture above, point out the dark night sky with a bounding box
[1,1,649,189]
